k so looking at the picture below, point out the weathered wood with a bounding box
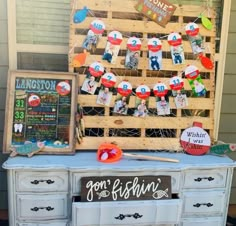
[69,0,217,151]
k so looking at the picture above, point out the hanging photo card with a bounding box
[3,70,78,155]
[96,86,113,107]
[156,96,170,116]
[125,37,141,69]
[188,76,207,97]
[81,74,99,95]
[113,94,130,115]
[168,33,185,65]
[135,0,177,27]
[82,29,100,52]
[134,97,149,117]
[148,38,162,70]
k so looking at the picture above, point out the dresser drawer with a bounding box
[16,194,68,220]
[181,217,222,226]
[182,191,225,216]
[183,169,227,189]
[72,199,182,226]
[16,171,68,192]
[17,221,69,226]
[71,171,181,195]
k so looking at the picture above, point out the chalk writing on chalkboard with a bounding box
[12,77,73,148]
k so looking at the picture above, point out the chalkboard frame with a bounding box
[3,70,78,155]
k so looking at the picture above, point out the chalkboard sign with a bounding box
[3,70,78,154]
[81,175,171,202]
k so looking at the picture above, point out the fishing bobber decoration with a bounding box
[153,82,168,97]
[90,19,106,35]
[148,37,162,70]
[101,72,117,88]
[117,81,133,97]
[135,84,151,99]
[88,62,104,77]
[180,122,211,155]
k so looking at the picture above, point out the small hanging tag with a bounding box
[117,81,133,97]
[135,84,151,99]
[127,37,142,52]
[148,38,162,70]
[90,19,105,35]
[180,122,211,155]
[96,86,113,106]
[101,72,116,88]
[88,62,104,77]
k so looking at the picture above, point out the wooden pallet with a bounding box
[69,0,216,151]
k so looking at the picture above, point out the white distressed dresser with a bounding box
[2,152,236,226]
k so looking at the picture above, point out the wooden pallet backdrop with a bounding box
[69,0,216,151]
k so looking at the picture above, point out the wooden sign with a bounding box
[3,70,78,155]
[81,175,171,202]
[135,0,177,27]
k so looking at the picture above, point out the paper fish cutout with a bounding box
[9,141,45,157]
[199,53,214,69]
[73,6,88,23]
[209,143,236,156]
[73,50,89,67]
[200,15,213,30]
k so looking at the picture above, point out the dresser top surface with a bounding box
[2,152,236,170]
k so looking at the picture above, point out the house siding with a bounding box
[218,0,236,204]
[0,0,9,210]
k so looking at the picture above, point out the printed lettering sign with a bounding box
[135,0,177,27]
[81,175,172,202]
[4,70,78,154]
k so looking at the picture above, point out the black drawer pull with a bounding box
[115,213,143,220]
[31,206,54,212]
[194,177,214,182]
[31,179,55,185]
[193,203,213,208]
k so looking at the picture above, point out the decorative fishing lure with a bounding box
[200,14,213,30]
[209,143,236,156]
[199,53,214,70]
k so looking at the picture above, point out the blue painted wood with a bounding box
[2,152,236,170]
